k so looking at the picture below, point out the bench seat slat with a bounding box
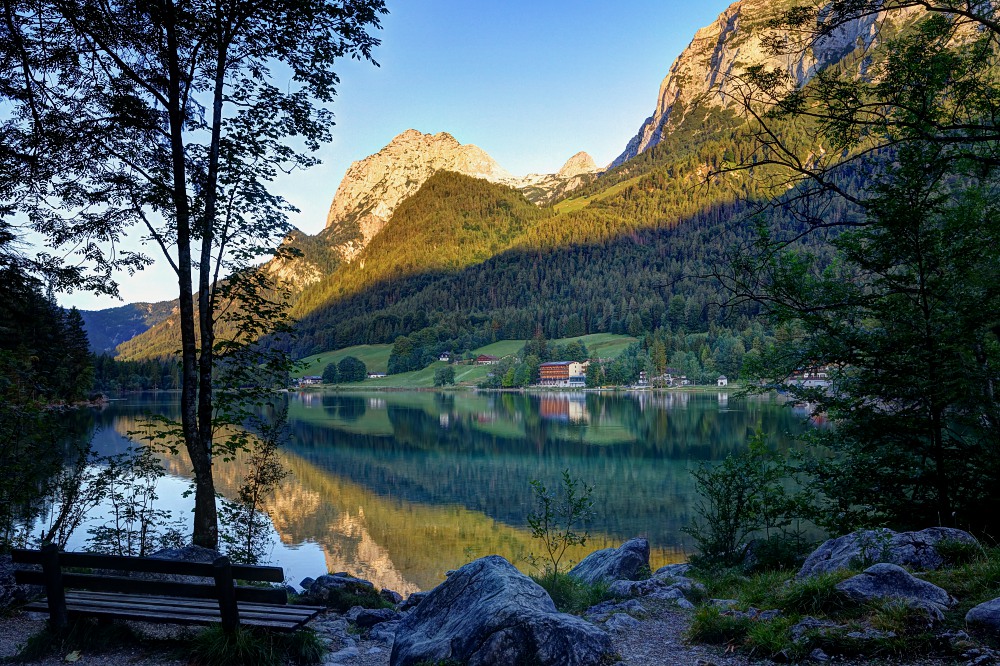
[14,571,288,604]
[11,549,284,583]
[23,596,321,631]
[68,591,322,618]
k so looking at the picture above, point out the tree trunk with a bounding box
[164,0,217,549]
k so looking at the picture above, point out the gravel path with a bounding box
[0,603,948,666]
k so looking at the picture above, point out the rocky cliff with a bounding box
[612,0,913,166]
[319,130,599,264]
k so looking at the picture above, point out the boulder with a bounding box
[798,527,978,578]
[398,591,429,612]
[568,537,650,585]
[1,554,41,611]
[300,573,375,606]
[379,588,403,605]
[355,608,401,629]
[605,612,640,632]
[149,544,222,563]
[966,598,1000,637]
[835,563,953,615]
[390,556,613,666]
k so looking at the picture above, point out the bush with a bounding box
[337,356,366,382]
[316,586,394,613]
[776,570,854,616]
[321,362,338,384]
[684,433,803,566]
[433,365,455,386]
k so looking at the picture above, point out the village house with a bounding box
[367,372,387,379]
[538,360,589,387]
[717,375,728,387]
[439,352,452,362]
[476,354,499,365]
[787,365,834,389]
[298,375,322,387]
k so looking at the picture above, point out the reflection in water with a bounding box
[53,390,807,591]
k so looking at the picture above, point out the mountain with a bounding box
[318,129,599,265]
[106,0,885,363]
[612,0,913,166]
[80,301,176,354]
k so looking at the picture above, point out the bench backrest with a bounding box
[12,548,288,605]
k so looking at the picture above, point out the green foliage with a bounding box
[684,433,803,565]
[687,605,751,645]
[775,571,853,616]
[337,356,367,383]
[321,362,339,384]
[734,4,1000,535]
[86,444,185,557]
[433,365,455,387]
[318,586,393,613]
[527,470,594,576]
[530,571,612,615]
[187,626,325,666]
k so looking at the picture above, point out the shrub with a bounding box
[684,433,803,566]
[317,586,394,613]
[527,470,594,576]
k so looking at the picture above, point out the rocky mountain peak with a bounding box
[612,0,916,166]
[557,152,599,179]
[323,129,514,262]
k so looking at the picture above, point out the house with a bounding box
[538,361,589,387]
[367,372,387,379]
[439,352,452,362]
[476,354,499,365]
[787,365,834,389]
[637,371,649,387]
[717,375,728,387]
[298,375,322,386]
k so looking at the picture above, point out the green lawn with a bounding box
[294,334,637,388]
[295,344,392,377]
[552,175,644,215]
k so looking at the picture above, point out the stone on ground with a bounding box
[966,598,1000,637]
[835,563,953,615]
[390,555,613,666]
[798,527,978,578]
[568,537,650,585]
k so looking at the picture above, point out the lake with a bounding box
[47,389,810,593]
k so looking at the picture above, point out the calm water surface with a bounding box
[57,390,811,592]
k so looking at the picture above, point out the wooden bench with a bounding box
[12,543,324,632]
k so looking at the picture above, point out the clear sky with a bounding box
[59,0,734,311]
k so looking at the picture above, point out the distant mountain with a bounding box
[80,301,176,354]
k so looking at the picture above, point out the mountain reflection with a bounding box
[91,390,805,591]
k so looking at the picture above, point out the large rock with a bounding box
[1,554,41,611]
[390,556,612,666]
[150,544,222,563]
[300,573,377,607]
[568,537,650,585]
[966,598,1000,637]
[835,563,954,614]
[798,527,978,578]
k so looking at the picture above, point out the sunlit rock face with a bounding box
[323,130,515,263]
[612,0,918,166]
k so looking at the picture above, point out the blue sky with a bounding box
[61,0,734,310]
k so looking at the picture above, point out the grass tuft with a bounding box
[530,572,613,615]
[187,625,325,666]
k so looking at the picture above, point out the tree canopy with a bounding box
[0,0,386,547]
